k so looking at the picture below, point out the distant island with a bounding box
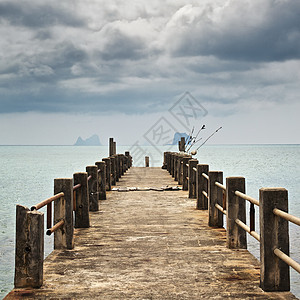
[74,134,102,146]
[172,132,189,145]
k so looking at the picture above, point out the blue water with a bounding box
[0,145,299,298]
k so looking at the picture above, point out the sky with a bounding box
[0,0,299,145]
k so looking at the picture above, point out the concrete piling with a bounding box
[102,158,112,191]
[188,159,198,198]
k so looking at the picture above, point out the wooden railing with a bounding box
[164,151,300,292]
[14,139,132,289]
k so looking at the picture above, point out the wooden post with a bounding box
[120,154,125,175]
[95,162,106,200]
[54,178,74,249]
[125,151,130,171]
[162,152,167,169]
[226,177,246,249]
[174,154,179,182]
[196,164,209,210]
[167,152,172,174]
[113,141,116,156]
[102,158,112,191]
[14,205,44,288]
[179,137,186,152]
[115,155,120,182]
[109,138,114,157]
[208,171,223,227]
[110,156,116,185]
[178,154,183,185]
[73,172,89,228]
[259,188,290,291]
[118,154,123,177]
[86,165,99,211]
[171,153,175,177]
[182,156,191,190]
[188,159,198,198]
[145,156,149,167]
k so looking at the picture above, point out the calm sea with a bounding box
[0,145,299,298]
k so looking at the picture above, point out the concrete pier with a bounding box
[6,168,297,299]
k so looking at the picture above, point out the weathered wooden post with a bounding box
[73,172,89,228]
[125,151,130,171]
[115,154,120,182]
[226,177,246,249]
[113,141,116,156]
[145,156,149,167]
[118,154,124,177]
[109,138,114,157]
[174,154,179,182]
[182,156,191,190]
[14,205,44,288]
[188,159,198,198]
[95,161,106,200]
[196,164,209,210]
[110,156,116,185]
[171,153,175,177]
[162,152,167,169]
[178,154,183,185]
[86,165,99,211]
[259,188,290,291]
[102,158,112,191]
[208,171,223,227]
[54,178,74,249]
[179,137,186,152]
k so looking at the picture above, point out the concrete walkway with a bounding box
[7,168,297,299]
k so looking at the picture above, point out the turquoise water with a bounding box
[0,145,299,298]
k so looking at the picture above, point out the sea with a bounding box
[0,144,299,299]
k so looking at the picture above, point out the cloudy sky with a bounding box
[0,0,299,145]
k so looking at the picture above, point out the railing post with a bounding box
[173,154,178,181]
[118,154,124,177]
[188,159,198,198]
[182,156,191,190]
[145,156,149,167]
[125,151,130,171]
[259,187,290,291]
[86,165,99,211]
[196,164,209,209]
[14,205,44,288]
[226,177,246,249]
[208,171,223,227]
[171,153,175,177]
[95,162,106,200]
[115,155,120,182]
[73,172,89,228]
[109,137,114,156]
[102,158,112,191]
[110,156,116,185]
[162,152,167,169]
[54,178,74,249]
[177,155,183,185]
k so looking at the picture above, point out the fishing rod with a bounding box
[185,126,194,146]
[186,124,205,152]
[194,126,222,152]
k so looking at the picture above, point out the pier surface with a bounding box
[7,168,297,299]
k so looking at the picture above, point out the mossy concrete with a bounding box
[6,168,297,299]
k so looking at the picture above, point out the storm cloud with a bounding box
[0,0,300,116]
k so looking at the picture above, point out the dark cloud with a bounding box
[0,1,85,28]
[166,1,300,62]
[0,0,299,117]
